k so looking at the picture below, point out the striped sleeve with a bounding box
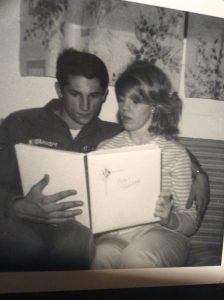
[97,132,132,150]
[164,145,197,236]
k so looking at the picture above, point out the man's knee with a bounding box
[0,218,46,271]
[49,221,95,269]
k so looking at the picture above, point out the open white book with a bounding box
[15,143,161,234]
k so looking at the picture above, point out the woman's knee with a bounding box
[120,229,190,269]
[120,246,158,268]
[91,241,123,269]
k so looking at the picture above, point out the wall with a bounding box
[0,0,224,140]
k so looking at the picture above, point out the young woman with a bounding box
[91,61,197,269]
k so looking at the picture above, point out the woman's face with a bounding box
[118,94,153,133]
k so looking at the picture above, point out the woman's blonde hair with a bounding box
[115,61,182,139]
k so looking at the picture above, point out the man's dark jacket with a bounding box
[0,99,122,214]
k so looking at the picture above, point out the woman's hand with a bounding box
[154,192,173,225]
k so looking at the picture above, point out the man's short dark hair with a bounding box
[56,48,109,91]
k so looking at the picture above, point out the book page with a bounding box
[15,143,90,228]
[87,145,161,233]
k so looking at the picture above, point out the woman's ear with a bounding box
[55,82,63,99]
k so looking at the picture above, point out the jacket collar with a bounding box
[43,99,103,139]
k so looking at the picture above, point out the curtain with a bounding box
[185,13,224,101]
[20,0,185,89]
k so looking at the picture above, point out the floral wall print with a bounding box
[185,13,224,101]
[20,0,185,89]
[126,8,184,74]
[20,0,68,76]
[23,0,68,47]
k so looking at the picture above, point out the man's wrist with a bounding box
[5,195,24,219]
[192,166,206,179]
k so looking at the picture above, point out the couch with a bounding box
[0,114,223,267]
[179,137,224,266]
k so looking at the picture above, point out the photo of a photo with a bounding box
[0,0,224,294]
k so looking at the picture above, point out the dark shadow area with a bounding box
[1,284,224,300]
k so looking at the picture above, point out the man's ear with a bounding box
[102,89,109,103]
[55,82,63,99]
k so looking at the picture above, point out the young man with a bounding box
[0,49,122,271]
[0,49,208,271]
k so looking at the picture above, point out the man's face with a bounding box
[59,75,107,129]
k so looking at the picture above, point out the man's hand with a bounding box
[12,174,83,224]
[186,171,210,226]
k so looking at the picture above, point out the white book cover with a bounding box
[15,144,90,228]
[15,143,161,233]
[87,145,161,233]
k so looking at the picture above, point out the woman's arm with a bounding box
[160,147,198,236]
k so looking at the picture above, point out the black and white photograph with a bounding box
[0,0,224,294]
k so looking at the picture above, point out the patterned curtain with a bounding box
[185,13,224,101]
[20,0,185,89]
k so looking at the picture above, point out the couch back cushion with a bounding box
[179,137,224,248]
